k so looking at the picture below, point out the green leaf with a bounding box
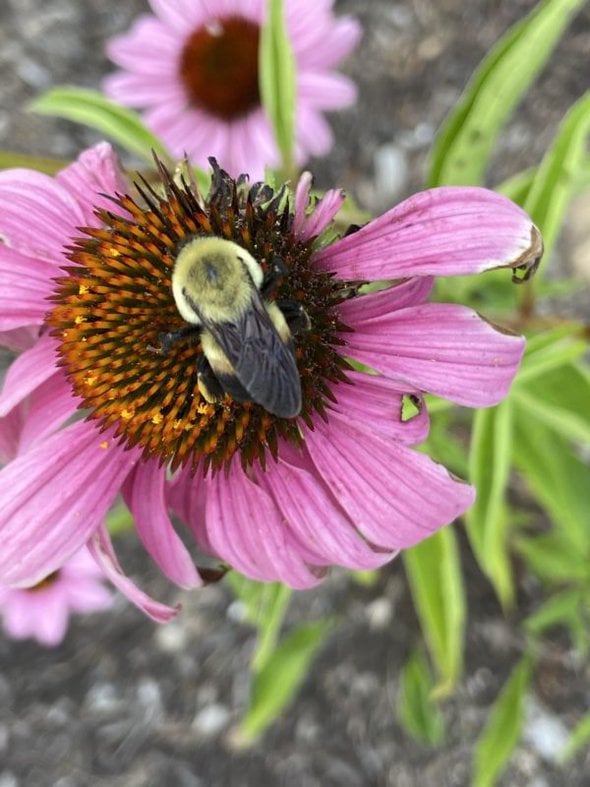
[514,532,589,583]
[523,92,590,259]
[513,361,590,447]
[428,0,587,186]
[0,150,70,175]
[473,655,532,787]
[30,87,169,163]
[105,502,134,536]
[397,649,445,745]
[515,327,587,385]
[559,711,590,762]
[259,0,296,172]
[403,528,465,698]
[525,588,588,652]
[465,401,514,608]
[239,619,333,742]
[512,415,590,553]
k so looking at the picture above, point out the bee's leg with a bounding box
[276,300,311,336]
[149,325,199,355]
[260,254,288,299]
[196,354,226,405]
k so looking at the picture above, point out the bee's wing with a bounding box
[205,295,302,418]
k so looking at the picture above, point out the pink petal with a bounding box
[105,15,181,69]
[259,455,394,571]
[0,334,60,417]
[0,420,139,586]
[148,0,204,33]
[0,326,39,352]
[55,142,130,223]
[0,169,84,262]
[315,187,541,281]
[103,71,185,105]
[344,302,525,407]
[293,174,346,242]
[0,245,56,329]
[16,372,79,454]
[167,466,215,556]
[329,372,430,446]
[299,17,362,69]
[338,278,433,321]
[87,522,179,622]
[295,107,334,159]
[304,415,475,550]
[205,463,321,588]
[65,580,113,614]
[298,71,357,109]
[123,462,202,589]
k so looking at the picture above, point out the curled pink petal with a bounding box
[88,522,179,623]
[0,246,56,329]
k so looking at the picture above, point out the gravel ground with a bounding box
[1,1,590,786]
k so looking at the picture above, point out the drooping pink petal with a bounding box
[205,463,321,588]
[0,245,56,329]
[66,580,113,614]
[88,521,179,622]
[0,333,60,417]
[0,421,140,586]
[304,415,475,550]
[0,326,39,353]
[123,462,202,589]
[259,455,395,571]
[167,466,215,556]
[315,187,540,281]
[343,302,525,407]
[329,372,430,446]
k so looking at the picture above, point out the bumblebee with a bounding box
[170,236,307,418]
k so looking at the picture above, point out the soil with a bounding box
[1,1,590,785]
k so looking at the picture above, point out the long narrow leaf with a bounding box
[466,401,514,608]
[523,92,590,258]
[473,655,532,787]
[239,619,333,742]
[403,528,465,698]
[397,649,445,745]
[30,87,169,163]
[428,0,586,186]
[259,0,296,171]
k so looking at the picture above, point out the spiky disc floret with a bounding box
[48,160,353,475]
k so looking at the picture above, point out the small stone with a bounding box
[191,704,231,737]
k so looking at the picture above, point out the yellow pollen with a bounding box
[100,441,109,449]
[121,409,135,420]
[74,315,86,325]
[151,413,164,425]
[78,284,89,295]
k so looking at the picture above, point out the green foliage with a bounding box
[472,656,533,787]
[259,0,296,174]
[397,649,445,745]
[560,712,590,762]
[239,619,333,743]
[403,529,465,698]
[465,401,514,608]
[0,150,69,174]
[523,91,590,259]
[428,0,586,187]
[30,87,169,162]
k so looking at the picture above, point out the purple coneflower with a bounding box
[0,547,113,647]
[103,0,361,178]
[0,143,541,618]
